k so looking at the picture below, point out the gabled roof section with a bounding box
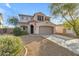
[55,24,63,26]
[33,12,46,16]
[33,12,50,18]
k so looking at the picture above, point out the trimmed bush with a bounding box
[21,30,28,35]
[13,27,28,36]
[0,35,24,56]
[13,27,22,36]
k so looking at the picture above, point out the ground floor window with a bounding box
[21,26,27,31]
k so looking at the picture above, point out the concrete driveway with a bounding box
[21,35,78,56]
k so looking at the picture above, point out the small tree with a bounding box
[8,17,18,26]
[64,19,79,36]
[50,3,79,37]
[13,27,22,36]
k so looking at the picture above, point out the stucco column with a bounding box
[28,25,30,34]
[34,24,39,34]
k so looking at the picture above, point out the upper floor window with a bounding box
[20,16,29,20]
[19,16,25,20]
[37,16,44,21]
[45,17,49,21]
[21,26,27,31]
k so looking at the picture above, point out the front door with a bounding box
[30,25,34,34]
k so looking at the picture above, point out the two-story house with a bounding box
[17,12,69,35]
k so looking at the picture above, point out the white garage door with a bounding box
[39,26,53,35]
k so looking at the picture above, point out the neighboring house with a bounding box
[17,12,66,35]
[0,13,13,34]
[54,24,66,34]
[65,28,76,36]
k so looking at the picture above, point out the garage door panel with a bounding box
[39,26,53,35]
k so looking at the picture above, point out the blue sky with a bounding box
[0,3,50,16]
[0,3,62,27]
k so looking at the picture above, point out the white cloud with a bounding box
[6,3,11,8]
[0,8,6,14]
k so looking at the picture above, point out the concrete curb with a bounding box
[24,46,28,56]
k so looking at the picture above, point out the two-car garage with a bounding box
[39,26,54,35]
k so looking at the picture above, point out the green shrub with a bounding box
[13,27,28,36]
[3,28,7,33]
[13,27,22,36]
[0,35,24,56]
[21,30,28,35]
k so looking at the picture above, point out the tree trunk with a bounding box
[73,26,79,37]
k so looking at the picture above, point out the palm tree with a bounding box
[8,16,18,27]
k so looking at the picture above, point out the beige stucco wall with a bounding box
[34,24,39,34]
[17,22,65,35]
[37,22,54,27]
[33,13,46,21]
[17,12,54,34]
[65,28,76,36]
[29,22,36,34]
[35,22,55,34]
[54,25,65,34]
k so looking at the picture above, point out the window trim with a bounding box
[37,15,44,21]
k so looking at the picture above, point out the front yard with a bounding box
[0,35,26,56]
[0,34,78,56]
